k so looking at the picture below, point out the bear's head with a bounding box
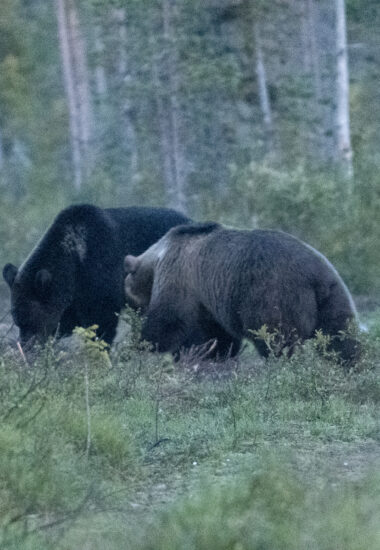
[123,223,223,354]
[3,262,71,347]
[124,248,188,353]
[124,254,154,311]
[123,222,218,312]
[123,228,175,311]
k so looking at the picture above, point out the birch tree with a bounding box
[56,0,82,189]
[67,0,94,179]
[0,128,3,171]
[291,0,335,163]
[307,0,322,102]
[253,22,274,155]
[304,0,325,160]
[151,46,175,203]
[55,0,94,190]
[94,25,107,97]
[113,7,139,180]
[161,0,187,213]
[335,0,353,178]
[151,0,187,213]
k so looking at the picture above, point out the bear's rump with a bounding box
[240,282,318,340]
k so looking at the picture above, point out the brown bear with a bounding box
[2,204,191,347]
[124,222,360,363]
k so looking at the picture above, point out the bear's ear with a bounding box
[3,263,18,288]
[124,255,140,275]
[34,269,52,299]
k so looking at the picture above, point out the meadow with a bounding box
[0,308,379,550]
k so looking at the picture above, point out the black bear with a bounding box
[2,204,190,346]
[124,222,359,363]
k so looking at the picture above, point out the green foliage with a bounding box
[53,404,136,469]
[0,0,379,295]
[0,318,379,548]
[0,0,379,544]
[0,424,89,517]
[73,324,110,364]
[131,468,380,550]
[201,161,380,293]
[347,0,380,22]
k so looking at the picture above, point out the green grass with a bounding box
[127,468,380,550]
[0,315,379,549]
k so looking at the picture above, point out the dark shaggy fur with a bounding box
[124,222,359,363]
[3,204,190,345]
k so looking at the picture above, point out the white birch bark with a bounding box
[306,0,325,159]
[161,0,187,213]
[335,0,353,177]
[307,0,322,102]
[151,48,175,196]
[254,24,272,129]
[254,22,273,154]
[67,0,94,178]
[300,1,311,73]
[94,25,107,97]
[0,128,3,171]
[113,8,138,178]
[303,0,335,163]
[55,0,82,190]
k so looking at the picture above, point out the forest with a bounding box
[0,0,379,292]
[0,1,379,549]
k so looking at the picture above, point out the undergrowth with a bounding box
[0,311,379,549]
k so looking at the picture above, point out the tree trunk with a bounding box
[0,128,4,172]
[67,0,94,179]
[306,0,325,160]
[150,0,187,213]
[161,0,187,213]
[151,48,175,198]
[113,8,139,180]
[300,1,311,73]
[307,0,322,102]
[94,25,107,97]
[254,23,274,154]
[303,0,336,164]
[335,0,353,178]
[55,0,94,189]
[55,0,82,190]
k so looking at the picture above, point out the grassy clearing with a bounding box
[0,311,379,549]
[127,468,380,550]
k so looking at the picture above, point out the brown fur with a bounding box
[124,222,359,363]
